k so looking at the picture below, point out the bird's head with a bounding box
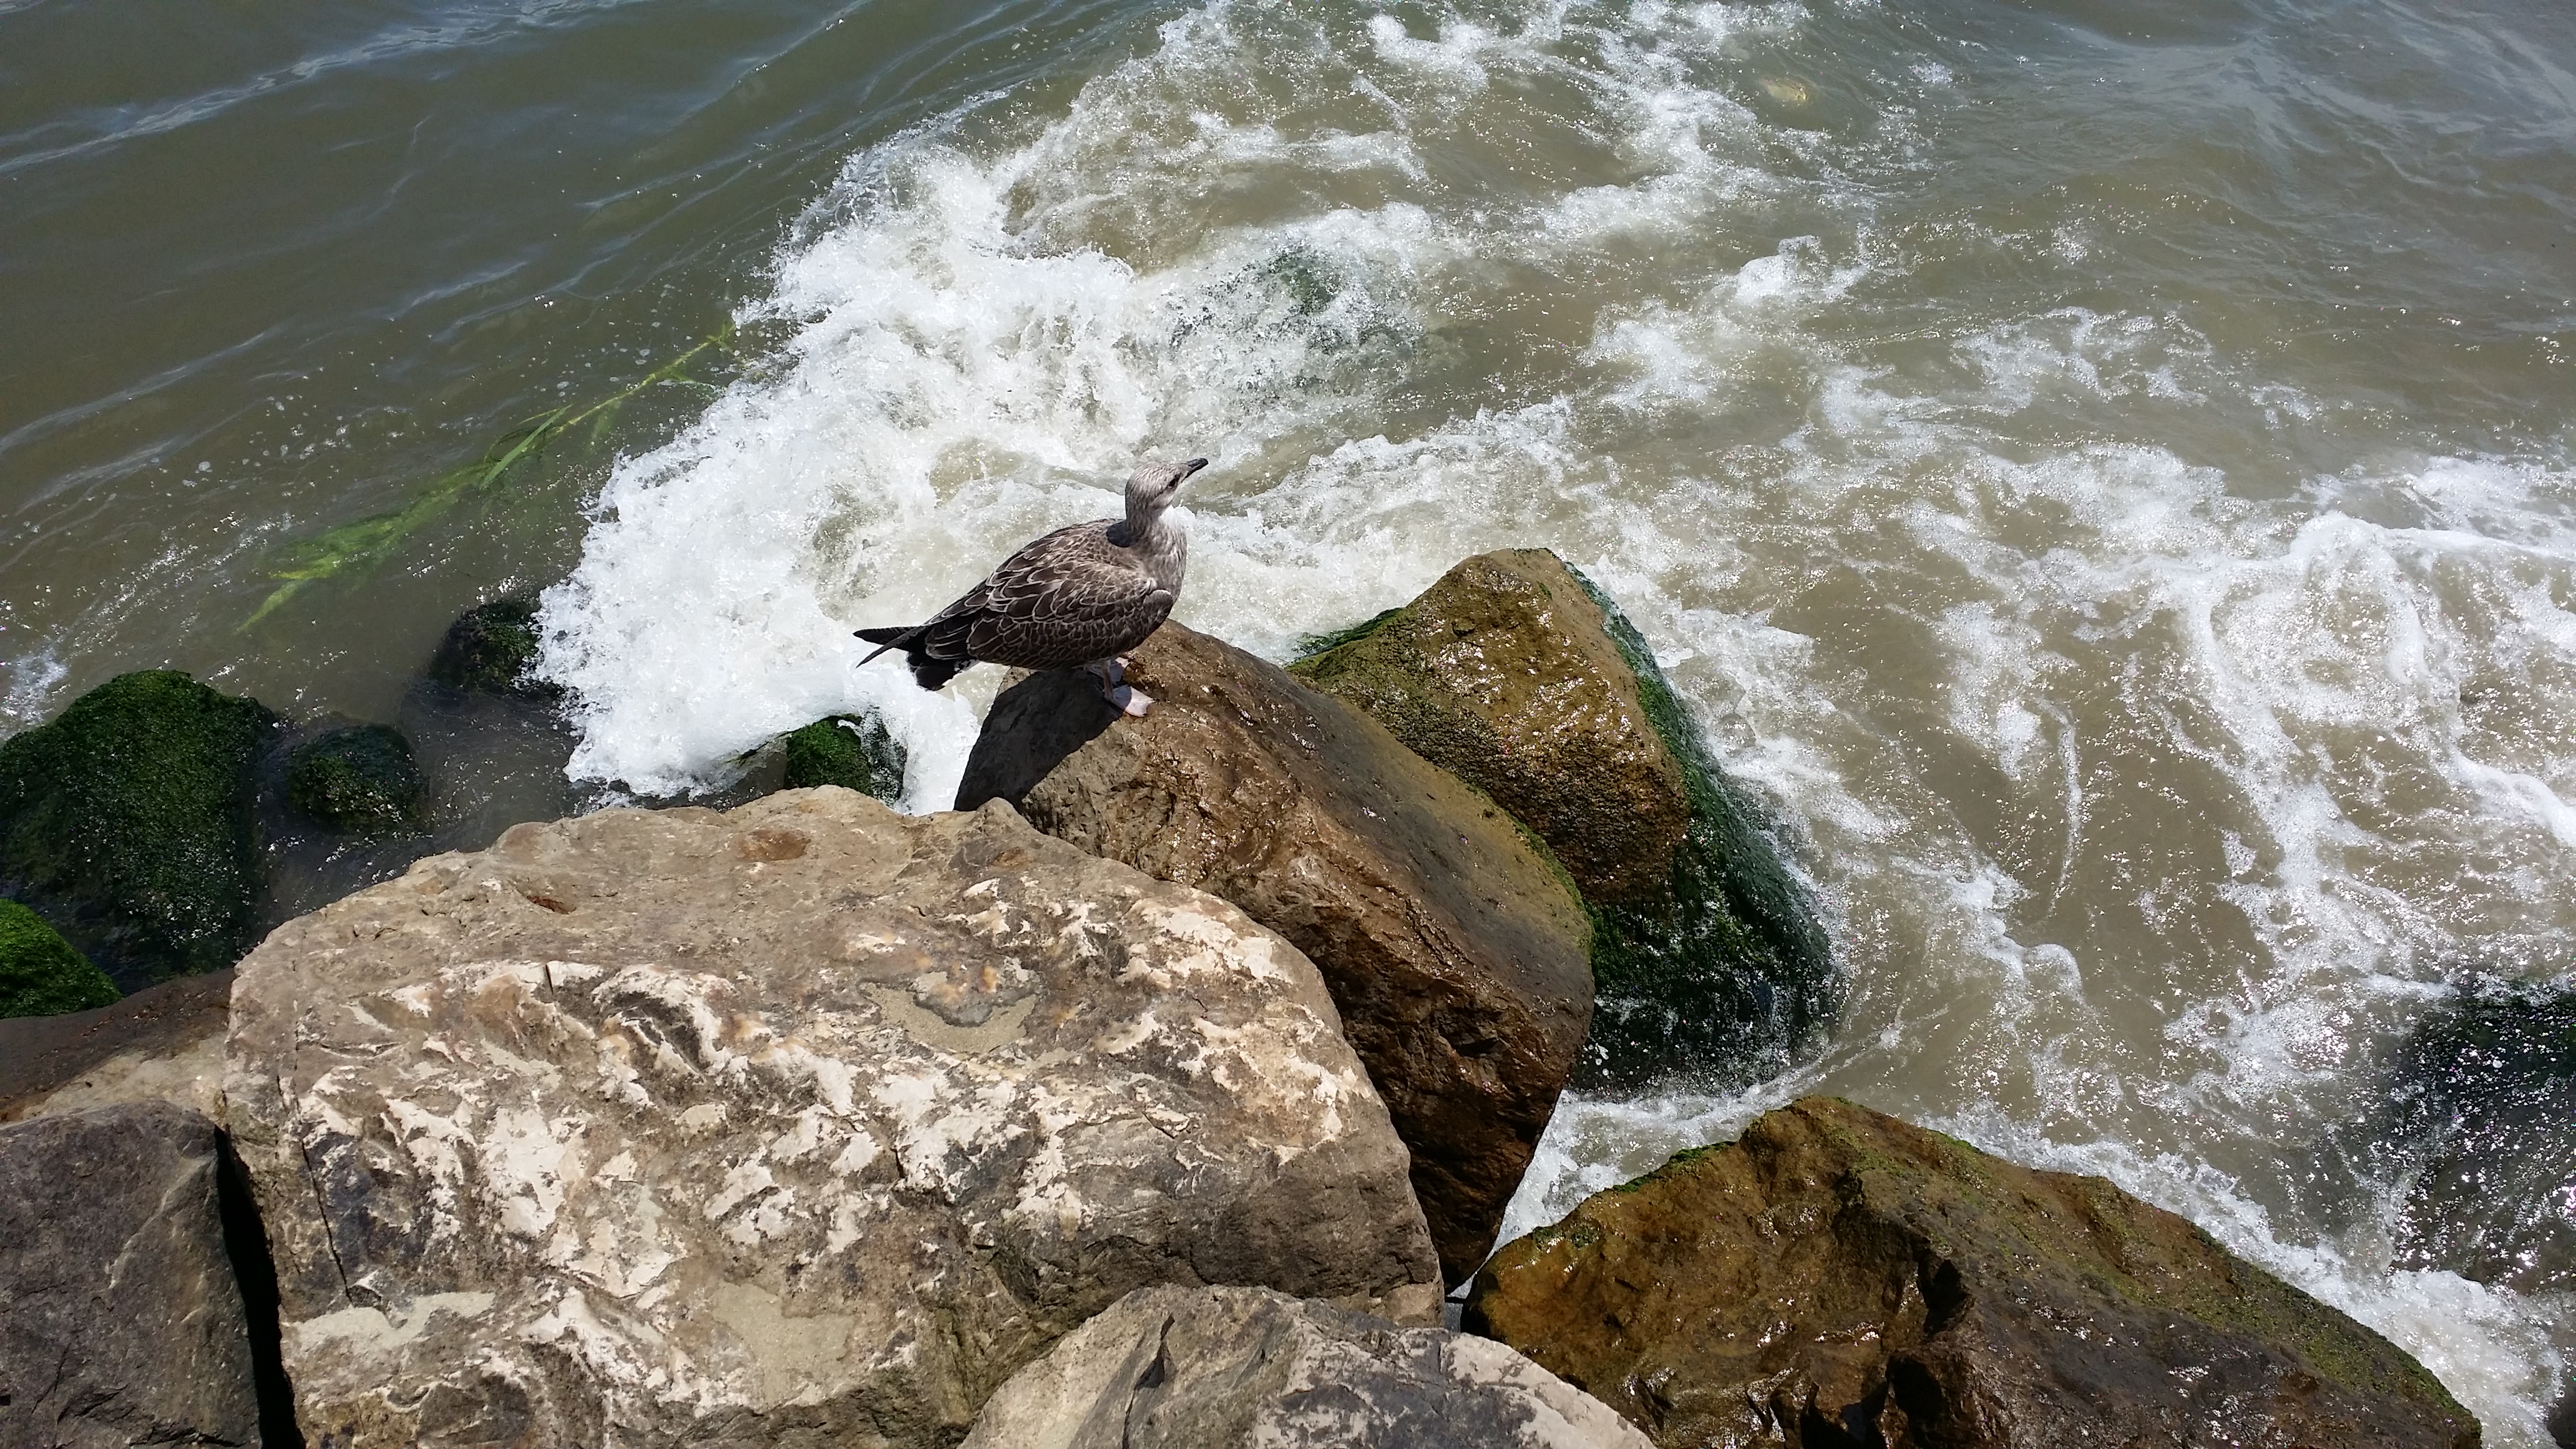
[1126,456,1208,519]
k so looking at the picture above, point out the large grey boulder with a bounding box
[225,789,1441,1448]
[961,1284,1654,1449]
[0,1101,265,1448]
[958,621,1594,1285]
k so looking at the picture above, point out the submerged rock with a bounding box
[2388,981,2576,1297]
[959,622,1594,1284]
[225,788,1441,1448]
[963,1284,1654,1449]
[283,723,426,834]
[780,711,906,801]
[1292,550,1833,1090]
[1465,1096,2477,1449]
[0,1101,267,1448]
[0,669,279,990]
[426,595,560,698]
[0,897,119,1018]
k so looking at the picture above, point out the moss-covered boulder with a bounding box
[1465,1097,2478,1449]
[427,595,560,698]
[1293,550,1833,1089]
[0,671,278,990]
[0,899,119,1018]
[780,713,905,802]
[2388,981,2575,1297]
[283,724,425,834]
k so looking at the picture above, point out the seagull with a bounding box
[854,457,1207,716]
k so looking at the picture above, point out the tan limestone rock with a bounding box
[224,789,1440,1448]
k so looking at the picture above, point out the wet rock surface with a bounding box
[958,621,1594,1284]
[1466,1096,2477,1449]
[2387,981,2576,1297]
[779,711,906,802]
[225,788,1440,1448]
[1292,550,1833,1090]
[283,723,426,834]
[0,1101,267,1448]
[0,967,232,1124]
[962,1284,1655,1449]
[0,895,117,1018]
[426,595,560,698]
[0,669,280,992]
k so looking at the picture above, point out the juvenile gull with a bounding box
[855,457,1206,716]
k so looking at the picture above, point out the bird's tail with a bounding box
[854,625,919,666]
[856,625,971,690]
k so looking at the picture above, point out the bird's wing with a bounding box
[918,521,1173,667]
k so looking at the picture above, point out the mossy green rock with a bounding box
[0,670,278,988]
[1292,550,1833,1088]
[781,713,905,803]
[0,898,119,1017]
[1465,1097,2478,1449]
[2389,981,2575,1296]
[428,595,559,697]
[285,724,426,834]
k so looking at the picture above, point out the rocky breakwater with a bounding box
[956,620,1596,1284]
[1466,1097,2481,1449]
[224,787,1442,1448]
[1292,549,1834,1089]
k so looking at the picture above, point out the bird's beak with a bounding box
[1183,457,1209,477]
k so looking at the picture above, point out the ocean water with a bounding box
[5,0,2572,1436]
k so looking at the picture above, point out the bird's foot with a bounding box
[1108,685,1154,718]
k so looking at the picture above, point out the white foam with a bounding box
[542,2,2575,1435]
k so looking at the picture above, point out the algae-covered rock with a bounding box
[781,711,905,801]
[285,723,426,833]
[0,898,119,1018]
[1294,550,1833,1089]
[2388,981,2576,1297]
[1465,1097,2478,1449]
[427,595,559,697]
[0,670,278,990]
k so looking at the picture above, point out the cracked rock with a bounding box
[224,789,1441,1448]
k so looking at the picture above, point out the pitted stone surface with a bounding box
[224,789,1440,1448]
[960,1284,1654,1449]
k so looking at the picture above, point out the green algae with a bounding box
[429,596,558,696]
[1293,553,1837,1090]
[247,323,732,627]
[284,724,425,834]
[1563,564,1839,1089]
[0,898,119,1018]
[782,714,907,803]
[0,670,278,986]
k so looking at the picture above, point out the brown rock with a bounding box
[1466,1097,2479,1449]
[0,968,232,1124]
[957,622,1594,1284]
[1292,550,1835,1091]
[225,789,1440,1448]
[0,1101,269,1448]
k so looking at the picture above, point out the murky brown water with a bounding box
[6,0,2574,1433]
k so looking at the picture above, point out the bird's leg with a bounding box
[1083,658,1153,718]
